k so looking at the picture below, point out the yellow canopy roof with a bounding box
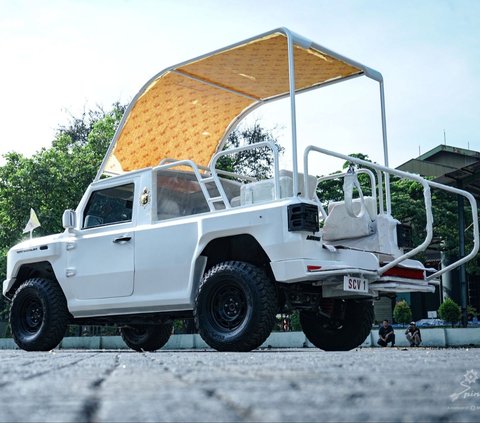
[100,29,371,176]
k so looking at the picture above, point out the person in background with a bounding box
[405,321,422,347]
[377,319,395,347]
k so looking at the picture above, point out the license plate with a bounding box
[343,276,368,293]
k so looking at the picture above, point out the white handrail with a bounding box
[304,145,480,279]
[317,168,378,216]
[155,144,280,211]
[158,158,257,182]
[153,160,217,212]
[425,181,479,281]
[209,141,281,203]
[304,145,433,274]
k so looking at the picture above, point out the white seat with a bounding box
[157,198,181,221]
[239,170,317,205]
[278,169,318,199]
[230,196,241,207]
[322,197,376,241]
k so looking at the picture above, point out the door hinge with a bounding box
[65,267,76,277]
[66,242,76,251]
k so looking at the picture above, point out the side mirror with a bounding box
[62,209,76,230]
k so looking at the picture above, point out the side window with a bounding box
[155,170,209,221]
[154,169,243,221]
[83,183,134,229]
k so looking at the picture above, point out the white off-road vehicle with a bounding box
[3,28,479,352]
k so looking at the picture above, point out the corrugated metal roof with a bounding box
[398,145,480,197]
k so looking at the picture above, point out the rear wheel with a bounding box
[120,322,173,352]
[300,300,374,351]
[10,278,69,351]
[194,261,277,352]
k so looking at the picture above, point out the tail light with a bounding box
[383,267,425,280]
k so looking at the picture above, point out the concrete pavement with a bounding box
[1,348,480,422]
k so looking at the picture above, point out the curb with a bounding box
[2,328,480,350]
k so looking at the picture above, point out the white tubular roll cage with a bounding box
[304,146,479,281]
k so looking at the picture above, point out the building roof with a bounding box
[397,144,480,197]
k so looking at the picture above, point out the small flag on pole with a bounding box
[23,208,41,238]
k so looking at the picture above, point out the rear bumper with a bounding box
[270,257,437,296]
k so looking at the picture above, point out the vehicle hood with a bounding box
[9,233,64,253]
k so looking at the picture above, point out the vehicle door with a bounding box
[67,181,136,300]
[133,169,210,306]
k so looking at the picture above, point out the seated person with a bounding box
[405,321,422,347]
[377,319,395,347]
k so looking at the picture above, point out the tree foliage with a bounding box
[438,297,462,327]
[0,103,125,248]
[217,122,282,180]
[393,300,412,326]
[0,103,126,321]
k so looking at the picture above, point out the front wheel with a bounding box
[10,278,69,351]
[120,322,173,352]
[300,300,374,351]
[194,261,277,352]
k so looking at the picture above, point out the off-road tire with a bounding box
[121,322,173,352]
[300,300,374,351]
[10,278,69,351]
[194,261,277,352]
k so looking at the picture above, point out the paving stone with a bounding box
[1,348,480,422]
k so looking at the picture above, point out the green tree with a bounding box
[438,298,462,327]
[393,300,412,326]
[0,103,125,322]
[0,103,125,246]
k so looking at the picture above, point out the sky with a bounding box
[0,0,479,174]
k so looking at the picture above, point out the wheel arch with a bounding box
[190,234,273,303]
[5,261,59,299]
[201,233,271,272]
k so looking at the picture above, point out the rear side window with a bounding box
[156,171,209,221]
[154,169,241,221]
[83,183,134,228]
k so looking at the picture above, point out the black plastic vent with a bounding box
[397,223,413,248]
[287,203,319,232]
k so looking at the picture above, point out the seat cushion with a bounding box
[323,197,376,241]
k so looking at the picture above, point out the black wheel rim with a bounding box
[210,282,247,331]
[19,295,44,334]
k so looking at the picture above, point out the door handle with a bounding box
[113,236,132,243]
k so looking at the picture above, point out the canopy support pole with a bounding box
[286,31,299,197]
[379,81,391,214]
